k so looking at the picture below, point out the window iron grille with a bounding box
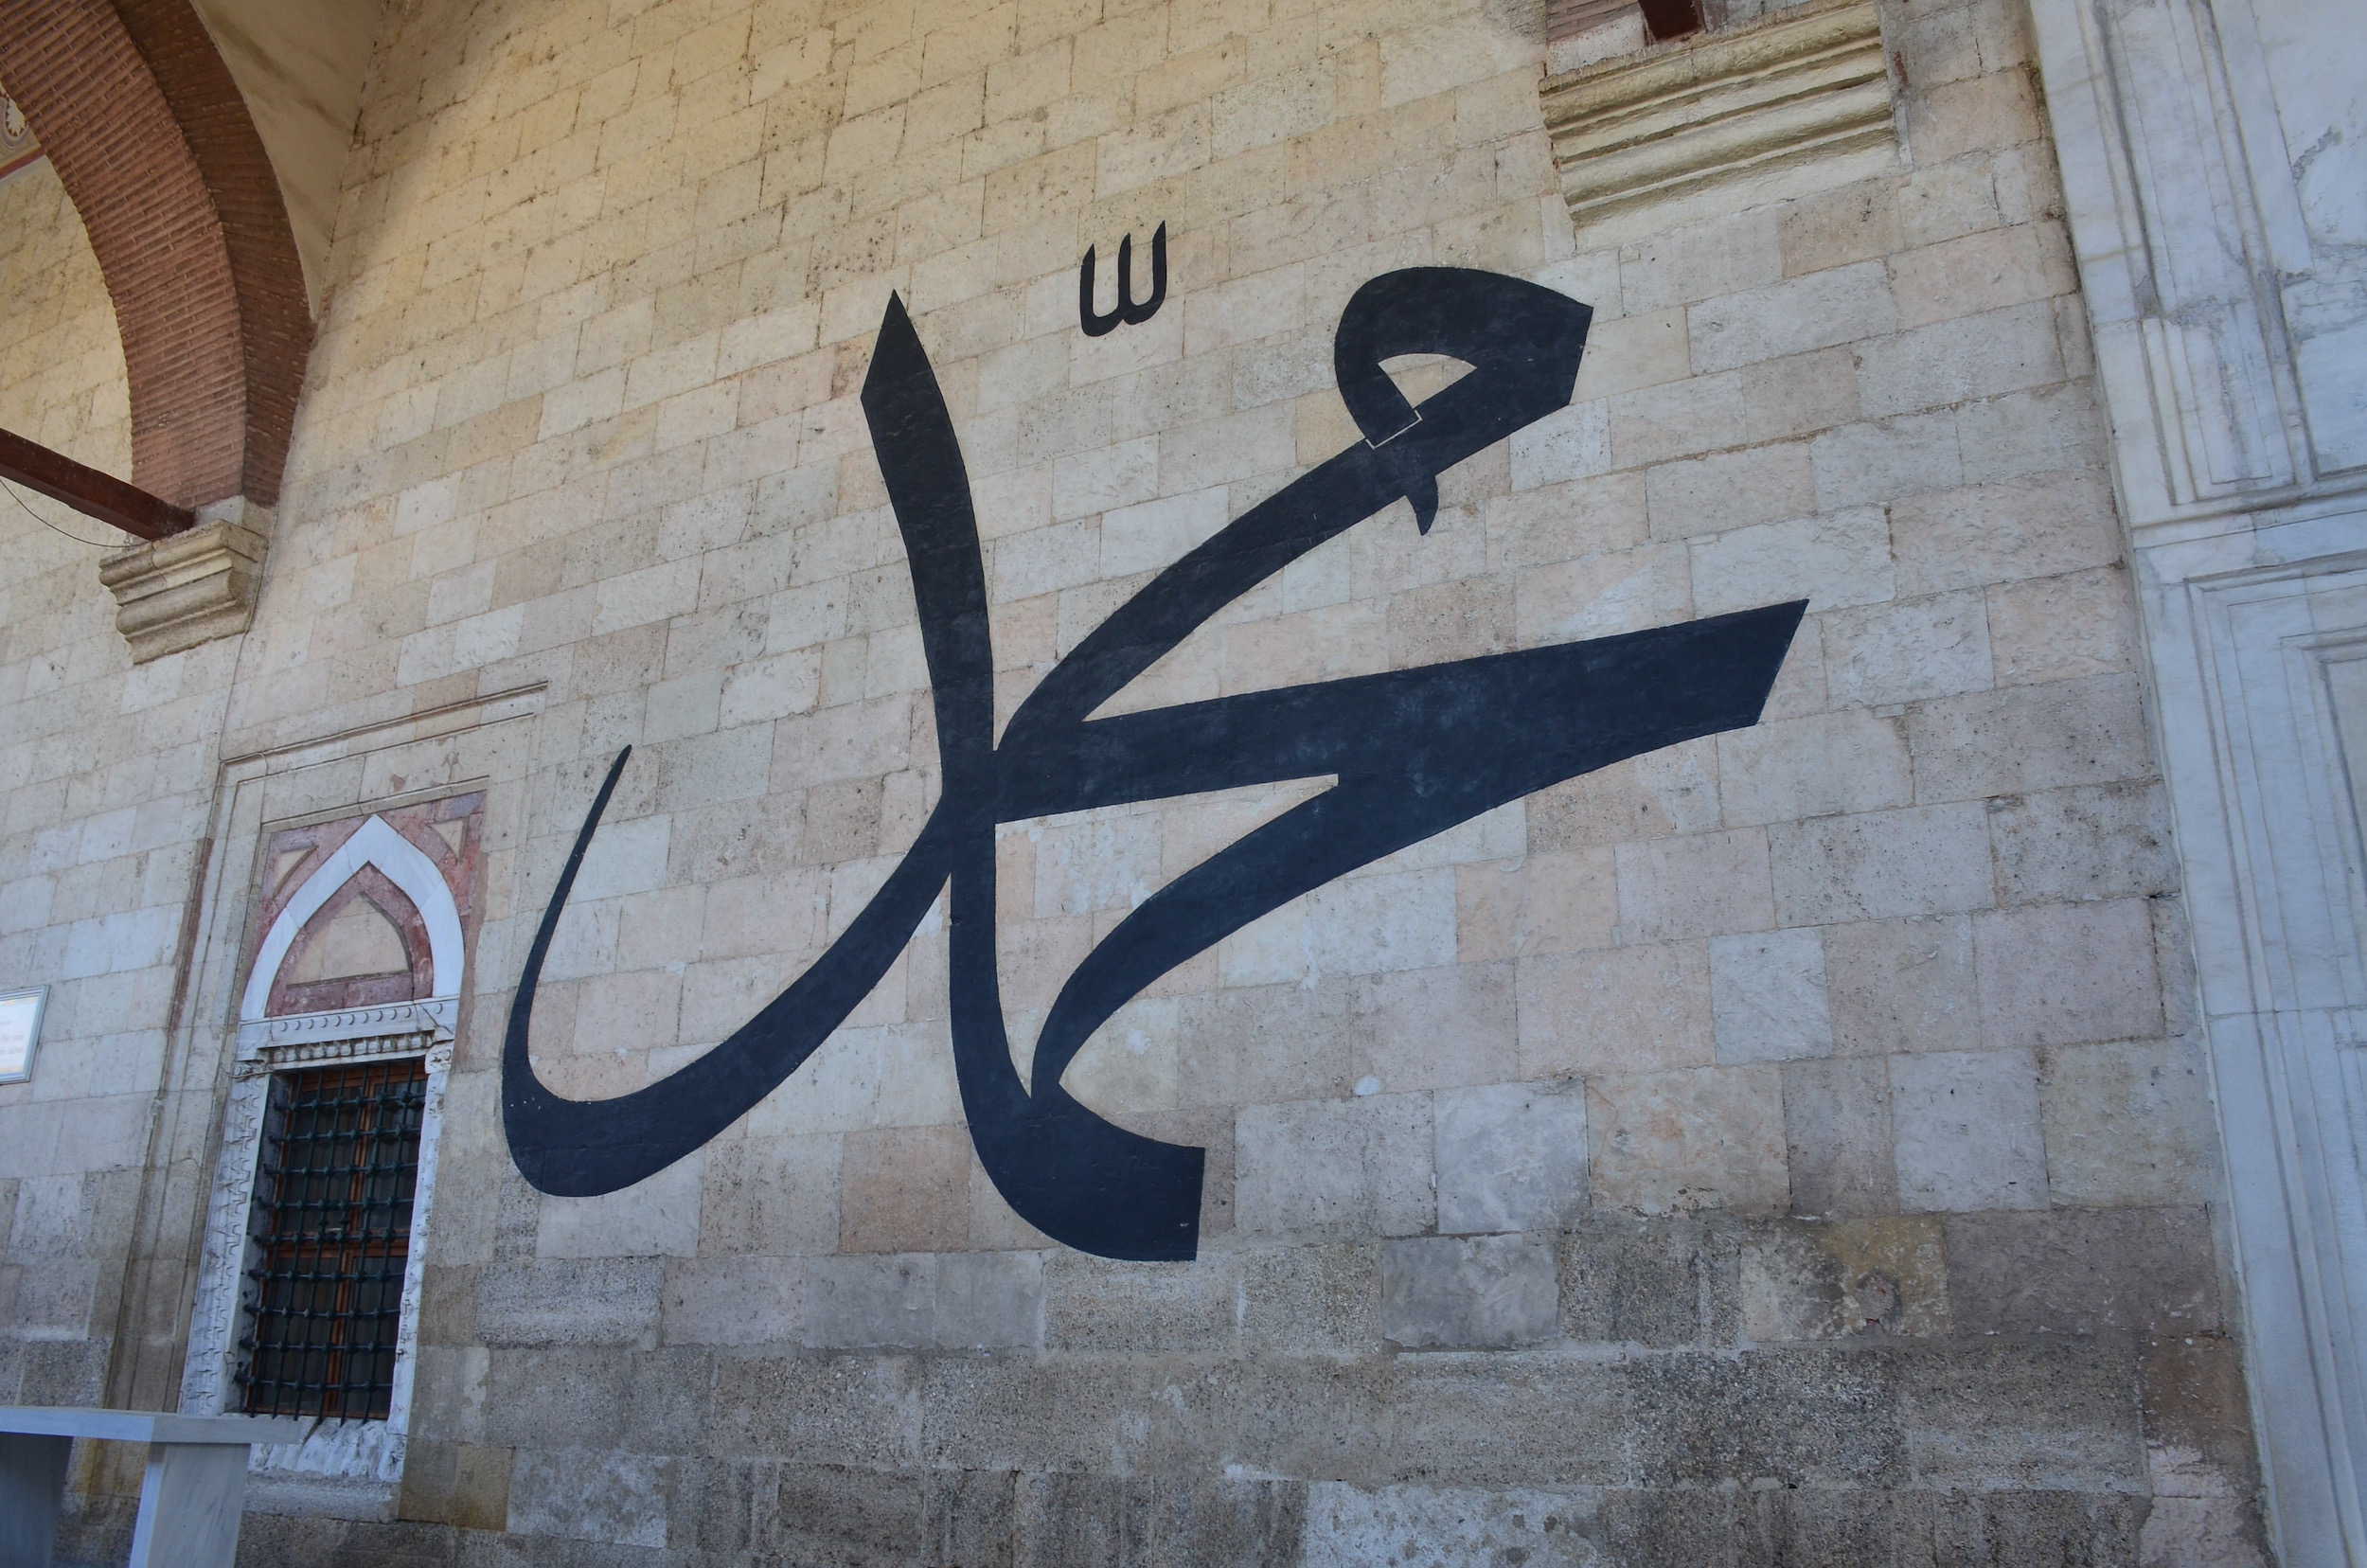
[236,1057,426,1419]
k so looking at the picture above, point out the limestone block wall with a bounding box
[3,0,2275,1560]
[0,157,239,1450]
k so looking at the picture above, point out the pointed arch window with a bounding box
[182,793,480,1492]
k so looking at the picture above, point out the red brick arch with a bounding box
[0,0,311,509]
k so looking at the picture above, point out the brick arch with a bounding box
[0,0,311,510]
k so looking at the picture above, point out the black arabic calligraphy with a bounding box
[1078,223,1167,336]
[503,266,1806,1262]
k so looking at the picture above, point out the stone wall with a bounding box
[0,157,241,1530]
[5,0,2275,1560]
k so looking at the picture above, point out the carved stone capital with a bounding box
[98,509,269,663]
[1541,0,1895,235]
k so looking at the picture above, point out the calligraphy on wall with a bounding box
[505,258,1805,1262]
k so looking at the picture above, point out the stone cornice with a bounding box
[1541,0,1894,228]
[97,510,266,662]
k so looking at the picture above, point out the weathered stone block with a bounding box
[1012,1472,1308,1567]
[1560,1211,1733,1347]
[1236,1092,1434,1239]
[1237,1241,1381,1355]
[660,1256,802,1346]
[1517,939,1713,1078]
[1623,1346,1902,1485]
[1043,1251,1237,1352]
[1615,828,1777,946]
[1588,1063,1789,1214]
[1975,898,2162,1048]
[1783,1054,1897,1217]
[507,1447,674,1549]
[1738,1215,1950,1340]
[840,1124,971,1253]
[1387,1356,1637,1487]
[1770,802,1994,925]
[1908,673,2154,803]
[1891,1048,2048,1212]
[1826,913,1979,1055]
[1987,782,2177,905]
[702,1355,918,1470]
[477,1258,665,1346]
[1986,564,2139,686]
[1302,1482,1606,1567]
[2039,1039,2220,1206]
[1435,1079,1591,1234]
[698,1130,841,1256]
[1897,1337,2148,1492]
[1717,707,1913,827]
[1381,1234,1559,1349]
[1710,926,1833,1064]
[1946,1205,2221,1335]
[1892,472,2120,597]
[1690,505,1896,615]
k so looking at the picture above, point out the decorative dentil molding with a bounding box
[98,510,267,663]
[1540,0,1894,230]
[234,997,456,1064]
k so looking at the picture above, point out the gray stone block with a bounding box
[1380,1234,1559,1349]
[923,1467,1019,1568]
[1782,1055,1897,1218]
[1388,1356,1637,1487]
[1010,1471,1307,1567]
[1302,1481,1609,1568]
[2141,1332,2264,1500]
[1770,802,1994,926]
[1825,913,1978,1057]
[1738,1216,1951,1341]
[706,1460,927,1562]
[1944,1205,2221,1335]
[1044,1251,1238,1352]
[234,1516,461,1567]
[1987,781,2177,904]
[1742,1485,1898,1565]
[1237,1241,1380,1354]
[480,1348,630,1449]
[1897,1337,2147,1491]
[702,1353,918,1469]
[934,1250,1046,1351]
[1890,1049,2048,1213]
[1623,1347,1902,1486]
[1594,1486,1742,1565]
[1892,1488,2146,1567]
[2038,1039,2222,1207]
[1559,1212,1736,1347]
[476,1257,664,1346]
[1434,1079,1590,1234]
[506,1446,675,1549]
[799,1251,1041,1351]
[916,1357,1148,1475]
[1235,1092,1433,1240]
[1906,672,2153,803]
[660,1255,803,1346]
[1975,898,2163,1049]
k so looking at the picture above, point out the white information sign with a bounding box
[0,987,44,1082]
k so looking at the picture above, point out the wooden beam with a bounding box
[0,426,194,542]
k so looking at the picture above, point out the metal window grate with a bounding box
[236,1058,426,1419]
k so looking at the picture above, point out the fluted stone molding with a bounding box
[1540,0,1895,239]
[98,508,266,662]
[2028,0,2367,1557]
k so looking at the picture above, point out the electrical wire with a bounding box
[2,473,122,547]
